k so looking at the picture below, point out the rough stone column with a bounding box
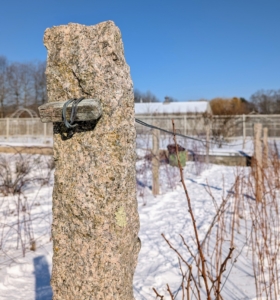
[44,21,140,299]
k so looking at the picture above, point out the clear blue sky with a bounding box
[0,0,279,101]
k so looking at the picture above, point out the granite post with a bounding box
[44,21,140,299]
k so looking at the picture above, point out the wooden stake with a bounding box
[263,127,268,168]
[152,129,160,196]
[242,114,246,150]
[254,123,263,202]
[206,124,210,164]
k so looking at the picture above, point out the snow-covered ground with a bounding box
[0,137,279,299]
[137,134,280,158]
[1,134,279,156]
[0,153,54,300]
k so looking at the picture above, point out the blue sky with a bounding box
[0,0,279,101]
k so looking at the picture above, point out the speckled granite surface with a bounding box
[44,21,140,300]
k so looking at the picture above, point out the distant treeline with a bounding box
[0,56,46,117]
[210,93,280,115]
[135,91,280,115]
[0,55,279,117]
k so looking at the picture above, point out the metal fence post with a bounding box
[6,118,9,140]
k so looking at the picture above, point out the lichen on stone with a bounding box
[115,206,127,227]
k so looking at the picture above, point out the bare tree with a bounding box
[0,56,8,117]
[6,62,22,108]
[250,89,280,114]
[32,61,47,106]
[19,63,33,107]
[0,58,47,115]
[134,89,159,102]
[163,96,178,103]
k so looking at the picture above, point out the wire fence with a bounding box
[0,118,52,139]
[0,114,280,143]
[135,114,280,139]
